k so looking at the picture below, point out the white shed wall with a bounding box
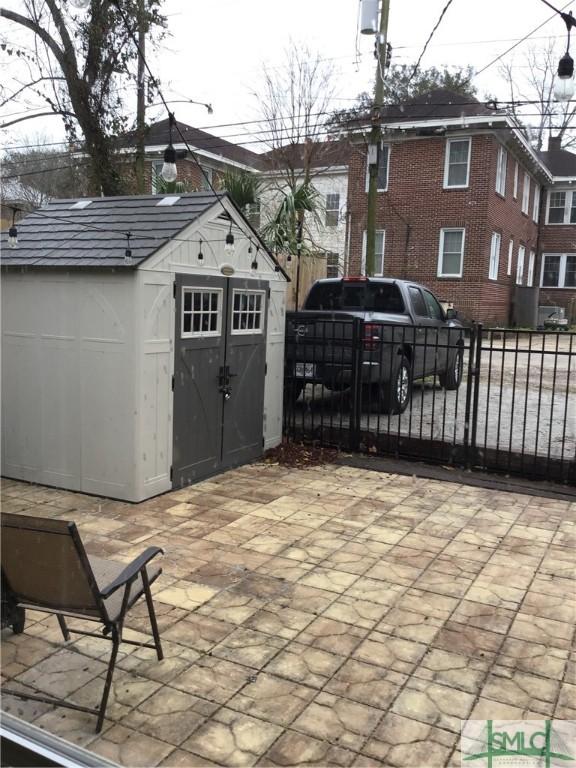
[1,271,139,500]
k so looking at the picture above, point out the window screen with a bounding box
[182,289,222,336]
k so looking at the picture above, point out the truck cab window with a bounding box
[409,287,428,317]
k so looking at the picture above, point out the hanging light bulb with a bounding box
[225,223,235,253]
[124,232,133,264]
[554,52,575,101]
[69,0,90,8]
[198,239,204,262]
[161,145,177,182]
[251,247,259,271]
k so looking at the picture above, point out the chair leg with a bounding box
[57,615,70,641]
[96,626,120,734]
[142,571,163,661]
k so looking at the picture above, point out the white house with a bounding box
[1,193,288,502]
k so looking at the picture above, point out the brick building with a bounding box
[346,89,564,325]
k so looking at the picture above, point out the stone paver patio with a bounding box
[1,463,575,767]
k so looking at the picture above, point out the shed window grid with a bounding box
[438,228,465,277]
[325,193,340,227]
[495,146,507,196]
[231,290,265,334]
[541,253,576,288]
[182,288,222,337]
[444,138,470,188]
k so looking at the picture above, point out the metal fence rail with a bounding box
[283,314,576,485]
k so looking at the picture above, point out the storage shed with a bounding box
[1,193,288,502]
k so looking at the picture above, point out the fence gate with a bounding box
[172,273,268,488]
[283,314,576,485]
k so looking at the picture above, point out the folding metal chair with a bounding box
[1,512,164,733]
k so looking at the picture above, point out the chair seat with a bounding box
[89,556,161,622]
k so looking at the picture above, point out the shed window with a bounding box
[231,290,265,334]
[181,288,222,337]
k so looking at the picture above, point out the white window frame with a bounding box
[516,246,525,285]
[522,173,530,215]
[361,230,385,276]
[513,161,519,199]
[437,228,465,278]
[181,287,223,338]
[540,252,576,288]
[489,232,501,281]
[532,185,541,223]
[546,189,576,225]
[199,166,213,191]
[325,193,340,227]
[495,146,507,196]
[365,142,390,192]
[231,289,265,335]
[507,238,514,276]
[527,250,535,287]
[443,137,471,189]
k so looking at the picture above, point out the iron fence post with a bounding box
[463,323,477,468]
[469,323,483,467]
[349,317,363,452]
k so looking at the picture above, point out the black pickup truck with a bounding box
[286,277,465,414]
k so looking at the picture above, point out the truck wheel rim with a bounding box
[397,366,409,404]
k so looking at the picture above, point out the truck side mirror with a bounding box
[445,307,458,320]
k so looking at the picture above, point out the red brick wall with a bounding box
[346,134,540,325]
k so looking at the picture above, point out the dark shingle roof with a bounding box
[381,88,496,122]
[120,118,261,168]
[257,140,352,172]
[0,193,223,268]
[538,148,576,177]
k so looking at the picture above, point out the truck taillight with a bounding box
[363,323,381,351]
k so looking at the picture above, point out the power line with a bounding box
[475,0,574,76]
[408,0,457,83]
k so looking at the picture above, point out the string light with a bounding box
[124,231,133,263]
[161,113,178,182]
[198,239,204,262]
[251,246,259,271]
[225,222,235,253]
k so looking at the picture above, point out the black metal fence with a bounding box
[283,313,576,485]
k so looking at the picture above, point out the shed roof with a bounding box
[0,192,230,268]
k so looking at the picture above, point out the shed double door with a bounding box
[172,274,268,488]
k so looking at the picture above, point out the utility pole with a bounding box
[365,0,390,276]
[135,0,146,194]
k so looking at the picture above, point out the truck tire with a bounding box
[380,355,412,414]
[439,348,463,390]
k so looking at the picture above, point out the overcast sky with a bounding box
[2,0,574,151]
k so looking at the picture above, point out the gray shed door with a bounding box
[172,274,268,488]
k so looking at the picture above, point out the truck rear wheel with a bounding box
[439,348,463,390]
[380,355,412,414]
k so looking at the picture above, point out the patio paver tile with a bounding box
[90,724,174,767]
[227,672,316,726]
[260,729,356,767]
[362,712,456,766]
[391,677,476,733]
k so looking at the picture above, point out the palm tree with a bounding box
[260,181,322,256]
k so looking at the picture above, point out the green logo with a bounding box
[461,720,575,768]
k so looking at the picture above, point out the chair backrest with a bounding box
[1,513,102,618]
